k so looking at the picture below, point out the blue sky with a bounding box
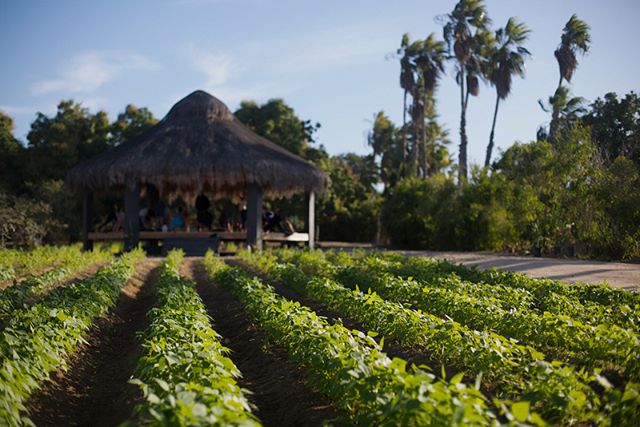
[1,0,639,166]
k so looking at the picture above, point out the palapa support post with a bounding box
[246,183,263,251]
[124,182,140,251]
[306,191,315,249]
[82,190,94,251]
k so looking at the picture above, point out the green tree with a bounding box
[234,99,320,158]
[582,91,640,166]
[0,192,52,247]
[443,0,491,183]
[538,86,586,139]
[110,104,158,145]
[0,112,25,193]
[549,14,591,141]
[368,111,401,189]
[485,17,531,167]
[398,34,415,173]
[317,154,381,242]
[24,100,111,184]
[413,34,447,177]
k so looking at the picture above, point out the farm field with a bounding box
[0,245,639,426]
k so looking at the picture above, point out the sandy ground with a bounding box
[400,251,640,291]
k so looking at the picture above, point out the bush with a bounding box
[0,193,52,247]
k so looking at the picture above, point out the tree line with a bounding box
[1,0,638,259]
[369,0,639,260]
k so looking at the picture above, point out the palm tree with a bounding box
[539,86,586,137]
[549,14,590,140]
[443,0,490,183]
[414,33,446,177]
[484,18,531,168]
[398,34,415,174]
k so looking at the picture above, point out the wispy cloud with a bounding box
[176,0,228,4]
[0,104,55,116]
[31,51,159,95]
[184,23,393,104]
[186,47,233,88]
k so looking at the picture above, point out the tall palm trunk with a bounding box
[549,74,563,142]
[420,125,428,178]
[401,90,408,175]
[409,113,419,177]
[458,66,468,183]
[421,90,435,178]
[485,91,501,168]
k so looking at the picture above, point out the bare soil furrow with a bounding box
[26,259,160,427]
[183,258,340,427]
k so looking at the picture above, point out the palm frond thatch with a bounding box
[65,90,328,198]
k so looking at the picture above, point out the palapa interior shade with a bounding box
[65,90,328,199]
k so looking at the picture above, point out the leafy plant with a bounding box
[129,250,260,426]
[0,249,144,425]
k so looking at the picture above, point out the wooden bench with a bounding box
[87,231,310,242]
[87,231,310,255]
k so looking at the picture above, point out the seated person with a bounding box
[140,208,156,231]
[98,205,124,232]
[263,210,276,231]
[197,210,213,231]
[264,210,295,236]
[169,207,185,231]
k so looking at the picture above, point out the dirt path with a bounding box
[26,259,160,427]
[182,258,340,427]
[401,251,640,290]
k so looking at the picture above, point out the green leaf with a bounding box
[450,372,464,385]
[155,378,170,392]
[512,401,530,422]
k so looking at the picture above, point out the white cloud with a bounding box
[184,23,393,104]
[0,104,56,116]
[0,105,36,115]
[31,51,159,95]
[186,47,233,88]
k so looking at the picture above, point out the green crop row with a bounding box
[273,249,639,380]
[0,249,144,426]
[293,248,640,332]
[360,253,640,332]
[368,252,640,313]
[129,250,260,426]
[275,249,536,312]
[0,247,113,325]
[203,251,534,426]
[334,266,640,380]
[239,249,630,425]
[0,244,89,284]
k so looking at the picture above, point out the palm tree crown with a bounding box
[490,18,531,100]
[415,34,446,93]
[443,0,490,65]
[555,14,591,83]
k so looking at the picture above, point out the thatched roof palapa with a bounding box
[66,90,328,199]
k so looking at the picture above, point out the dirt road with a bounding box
[402,251,640,291]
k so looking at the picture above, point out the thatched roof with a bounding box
[65,90,328,198]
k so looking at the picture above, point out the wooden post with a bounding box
[246,183,263,251]
[307,191,315,249]
[82,190,94,251]
[124,182,140,251]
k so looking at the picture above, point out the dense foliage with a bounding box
[0,246,112,322]
[381,122,640,260]
[244,247,640,425]
[0,249,143,425]
[204,251,512,426]
[0,2,637,257]
[130,250,259,426]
